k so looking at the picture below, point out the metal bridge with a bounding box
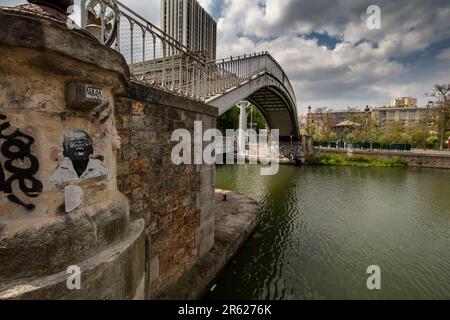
[79,0,300,138]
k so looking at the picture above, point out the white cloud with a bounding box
[2,0,449,114]
[198,0,213,12]
[437,48,450,61]
[215,0,450,113]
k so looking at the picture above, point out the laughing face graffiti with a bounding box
[63,130,94,177]
[49,129,108,185]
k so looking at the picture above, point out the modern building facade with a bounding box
[389,97,418,108]
[307,110,365,129]
[161,0,217,60]
[371,106,429,126]
[307,104,432,138]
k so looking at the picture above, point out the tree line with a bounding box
[305,84,450,150]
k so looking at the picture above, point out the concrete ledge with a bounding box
[0,195,130,282]
[157,190,260,300]
[0,10,130,83]
[0,219,145,300]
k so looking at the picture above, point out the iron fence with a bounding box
[80,0,296,103]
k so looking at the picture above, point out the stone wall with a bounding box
[116,83,217,298]
[0,3,219,300]
[0,8,145,300]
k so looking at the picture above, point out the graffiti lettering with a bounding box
[0,114,42,211]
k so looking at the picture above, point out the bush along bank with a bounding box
[306,152,408,167]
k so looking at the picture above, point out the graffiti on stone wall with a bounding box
[49,129,108,185]
[0,114,43,211]
[279,143,304,160]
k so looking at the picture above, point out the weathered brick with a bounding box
[117,129,130,145]
[118,93,217,298]
[131,159,151,174]
[116,98,131,114]
[121,145,138,161]
[132,101,145,115]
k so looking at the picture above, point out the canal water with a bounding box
[207,165,450,300]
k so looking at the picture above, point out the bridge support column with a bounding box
[237,101,250,156]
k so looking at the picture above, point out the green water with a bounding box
[207,165,450,300]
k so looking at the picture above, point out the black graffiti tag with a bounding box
[0,114,42,211]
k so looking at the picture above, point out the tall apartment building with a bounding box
[161,0,217,60]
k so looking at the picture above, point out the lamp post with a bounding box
[307,105,312,135]
[365,105,371,150]
[423,101,434,150]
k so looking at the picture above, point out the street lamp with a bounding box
[365,105,371,150]
[424,101,434,150]
[307,105,312,135]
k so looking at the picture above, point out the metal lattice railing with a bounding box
[80,0,296,104]
[213,53,297,104]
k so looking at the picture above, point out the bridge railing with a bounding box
[81,0,296,104]
[213,52,297,104]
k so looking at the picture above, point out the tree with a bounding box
[217,106,240,134]
[344,107,379,143]
[217,104,268,135]
[411,108,436,149]
[429,85,450,150]
[246,106,267,132]
[409,126,427,148]
[310,108,337,142]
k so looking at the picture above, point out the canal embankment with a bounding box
[309,148,450,169]
[158,190,261,300]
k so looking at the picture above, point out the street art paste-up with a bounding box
[49,129,108,185]
[0,113,43,211]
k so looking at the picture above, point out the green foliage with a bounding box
[426,136,440,149]
[247,106,267,131]
[307,153,408,167]
[217,106,240,133]
[310,102,448,149]
[315,128,337,142]
[217,105,267,135]
[409,127,427,147]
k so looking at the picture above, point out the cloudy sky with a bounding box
[2,0,450,114]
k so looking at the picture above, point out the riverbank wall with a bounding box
[158,190,261,300]
[314,148,450,169]
[116,83,218,298]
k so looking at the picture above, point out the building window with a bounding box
[400,111,408,120]
[387,111,395,120]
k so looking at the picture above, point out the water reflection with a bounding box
[208,165,450,300]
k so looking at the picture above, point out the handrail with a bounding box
[82,0,297,106]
